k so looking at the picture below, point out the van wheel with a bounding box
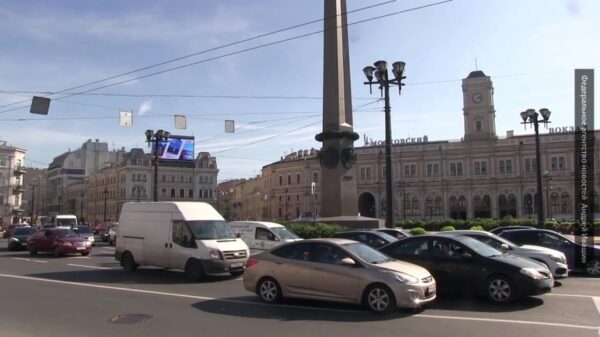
[230,270,244,277]
[122,252,137,272]
[185,259,205,281]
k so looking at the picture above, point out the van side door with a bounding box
[168,220,197,270]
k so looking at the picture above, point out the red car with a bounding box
[28,228,92,257]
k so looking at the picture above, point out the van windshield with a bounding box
[56,218,77,227]
[271,227,300,240]
[187,220,236,240]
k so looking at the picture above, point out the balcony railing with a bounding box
[14,165,27,176]
[13,185,25,194]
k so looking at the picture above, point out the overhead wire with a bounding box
[0,0,398,112]
[0,0,453,115]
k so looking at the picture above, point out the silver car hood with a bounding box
[371,260,432,279]
[519,244,563,256]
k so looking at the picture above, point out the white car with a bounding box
[445,230,568,279]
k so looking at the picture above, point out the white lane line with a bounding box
[67,264,116,270]
[414,314,599,331]
[10,257,47,263]
[0,272,598,331]
[548,293,598,299]
[593,297,600,316]
[101,250,115,254]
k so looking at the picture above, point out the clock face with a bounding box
[472,93,483,104]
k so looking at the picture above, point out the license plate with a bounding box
[230,262,243,268]
[76,247,85,250]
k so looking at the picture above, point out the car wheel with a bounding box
[53,246,62,258]
[185,259,205,281]
[121,252,137,272]
[257,277,282,304]
[486,275,514,304]
[81,252,90,256]
[364,284,396,314]
[585,259,600,276]
[29,245,37,255]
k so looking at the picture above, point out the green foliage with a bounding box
[409,227,427,235]
[440,225,456,232]
[284,222,346,239]
[469,225,484,231]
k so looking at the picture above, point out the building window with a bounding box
[474,160,487,175]
[171,189,175,197]
[179,189,184,198]
[287,175,291,185]
[499,159,513,174]
[551,156,566,171]
[203,190,209,198]
[524,158,537,173]
[475,120,482,132]
[404,164,417,178]
[0,156,7,167]
[449,162,463,176]
[162,188,167,197]
[162,175,166,182]
[279,176,283,185]
[426,163,439,177]
[296,174,300,184]
[313,172,319,184]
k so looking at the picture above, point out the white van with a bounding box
[228,221,301,253]
[115,202,249,280]
[54,214,78,228]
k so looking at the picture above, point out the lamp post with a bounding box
[145,129,171,202]
[29,177,39,224]
[363,60,406,228]
[544,170,553,219]
[520,108,551,228]
[284,188,289,220]
[79,192,84,224]
[103,188,108,223]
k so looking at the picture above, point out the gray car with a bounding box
[243,238,436,314]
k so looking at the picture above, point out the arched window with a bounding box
[435,196,443,216]
[560,192,571,213]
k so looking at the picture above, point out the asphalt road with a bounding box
[0,239,598,337]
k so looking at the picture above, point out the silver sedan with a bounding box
[243,238,436,314]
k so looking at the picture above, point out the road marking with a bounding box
[67,264,116,270]
[68,256,91,259]
[101,250,115,254]
[0,272,598,331]
[548,293,599,299]
[10,257,47,263]
[593,297,600,316]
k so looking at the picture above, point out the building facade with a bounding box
[86,149,219,224]
[0,141,26,225]
[224,71,600,222]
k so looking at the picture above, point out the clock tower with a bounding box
[462,70,497,142]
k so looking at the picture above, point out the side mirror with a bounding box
[500,243,509,251]
[235,233,241,238]
[340,257,356,266]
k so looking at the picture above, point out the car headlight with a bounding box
[9,237,19,242]
[209,250,222,261]
[520,268,544,279]
[384,271,419,284]
[551,255,563,263]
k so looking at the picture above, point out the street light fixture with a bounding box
[145,129,170,202]
[520,108,551,228]
[363,60,406,228]
[103,188,109,223]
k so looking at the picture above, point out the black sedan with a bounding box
[332,230,398,249]
[499,229,600,276]
[7,227,38,251]
[379,234,554,304]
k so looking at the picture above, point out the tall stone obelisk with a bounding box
[315,0,359,217]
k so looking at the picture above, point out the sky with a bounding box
[0,0,598,181]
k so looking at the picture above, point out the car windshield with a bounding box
[14,227,36,235]
[56,218,77,227]
[53,229,79,238]
[187,220,236,240]
[271,227,300,240]
[459,236,503,257]
[342,242,392,264]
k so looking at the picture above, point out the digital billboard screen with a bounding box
[152,135,194,161]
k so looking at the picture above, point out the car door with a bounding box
[41,230,54,251]
[168,220,197,270]
[537,232,574,267]
[380,237,431,269]
[308,242,359,302]
[269,242,315,297]
[430,238,481,292]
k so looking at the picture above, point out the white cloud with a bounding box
[138,100,153,116]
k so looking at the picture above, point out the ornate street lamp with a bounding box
[520,108,551,228]
[145,129,170,202]
[363,60,406,228]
